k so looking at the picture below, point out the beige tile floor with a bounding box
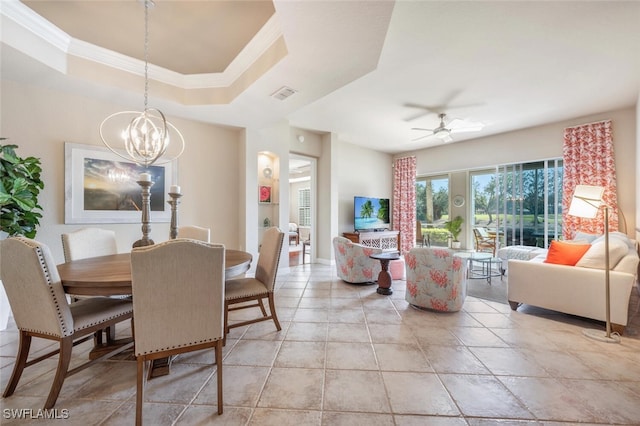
[2,263,640,425]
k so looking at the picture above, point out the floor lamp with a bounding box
[568,184,620,343]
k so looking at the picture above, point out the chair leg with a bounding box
[94,330,104,346]
[44,337,73,409]
[257,299,268,317]
[3,331,32,398]
[215,340,223,415]
[223,300,229,346]
[105,325,116,343]
[136,358,145,426]
[268,293,282,331]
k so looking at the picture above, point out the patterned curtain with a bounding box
[393,156,416,255]
[562,120,618,239]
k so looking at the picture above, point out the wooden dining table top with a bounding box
[57,249,252,296]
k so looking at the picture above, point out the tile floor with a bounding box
[1,262,640,425]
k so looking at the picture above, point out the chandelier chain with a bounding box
[99,0,185,168]
[144,0,149,111]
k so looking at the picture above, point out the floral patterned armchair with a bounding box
[333,236,382,284]
[405,247,467,312]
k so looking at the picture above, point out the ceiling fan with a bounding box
[411,113,484,143]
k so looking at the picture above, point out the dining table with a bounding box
[57,248,252,377]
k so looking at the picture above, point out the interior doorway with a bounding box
[288,154,316,265]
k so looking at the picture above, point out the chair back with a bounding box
[332,236,383,283]
[475,227,489,239]
[299,226,311,242]
[178,225,211,242]
[61,227,117,262]
[130,239,225,356]
[255,227,284,292]
[1,237,73,337]
[405,246,467,312]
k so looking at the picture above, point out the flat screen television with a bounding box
[354,196,390,231]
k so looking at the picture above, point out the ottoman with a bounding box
[390,257,405,280]
[497,245,546,273]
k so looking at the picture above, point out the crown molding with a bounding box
[1,1,284,91]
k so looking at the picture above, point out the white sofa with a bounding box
[508,232,639,333]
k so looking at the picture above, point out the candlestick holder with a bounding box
[133,180,155,247]
[168,191,182,239]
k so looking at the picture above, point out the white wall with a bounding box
[336,141,393,235]
[0,79,243,263]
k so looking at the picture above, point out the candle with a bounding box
[170,184,181,194]
[139,172,151,182]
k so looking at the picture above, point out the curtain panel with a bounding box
[393,156,416,255]
[562,120,618,239]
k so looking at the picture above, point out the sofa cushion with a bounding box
[573,231,600,243]
[576,236,629,270]
[544,240,590,266]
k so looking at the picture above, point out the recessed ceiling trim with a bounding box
[1,1,70,52]
[2,2,284,91]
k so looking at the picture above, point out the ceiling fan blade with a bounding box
[411,127,435,132]
[404,102,443,114]
[448,117,485,133]
[441,134,453,143]
[411,134,433,142]
[450,127,482,134]
[404,103,446,122]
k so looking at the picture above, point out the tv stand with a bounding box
[343,230,399,251]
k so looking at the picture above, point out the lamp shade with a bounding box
[568,185,604,219]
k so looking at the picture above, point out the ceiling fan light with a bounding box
[434,129,451,139]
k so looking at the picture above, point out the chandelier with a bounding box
[99,0,184,167]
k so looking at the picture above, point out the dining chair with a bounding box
[177,225,211,242]
[473,227,498,256]
[0,237,134,409]
[130,239,225,425]
[61,227,118,262]
[224,226,284,342]
[62,227,122,344]
[299,226,311,264]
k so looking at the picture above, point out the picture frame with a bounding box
[64,142,175,224]
[258,185,272,204]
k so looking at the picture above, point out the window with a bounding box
[416,175,449,246]
[298,188,311,226]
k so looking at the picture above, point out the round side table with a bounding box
[370,251,401,295]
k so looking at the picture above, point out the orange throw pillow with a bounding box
[544,240,591,266]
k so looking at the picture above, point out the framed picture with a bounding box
[64,142,175,224]
[259,185,272,204]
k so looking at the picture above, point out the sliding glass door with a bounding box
[471,159,563,248]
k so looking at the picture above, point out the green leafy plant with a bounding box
[0,141,44,238]
[444,215,464,242]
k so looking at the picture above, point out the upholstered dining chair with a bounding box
[224,227,284,342]
[473,227,498,256]
[62,227,122,344]
[1,237,134,409]
[177,225,211,242]
[130,239,225,425]
[61,227,118,262]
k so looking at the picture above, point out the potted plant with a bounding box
[0,141,44,238]
[444,215,464,249]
